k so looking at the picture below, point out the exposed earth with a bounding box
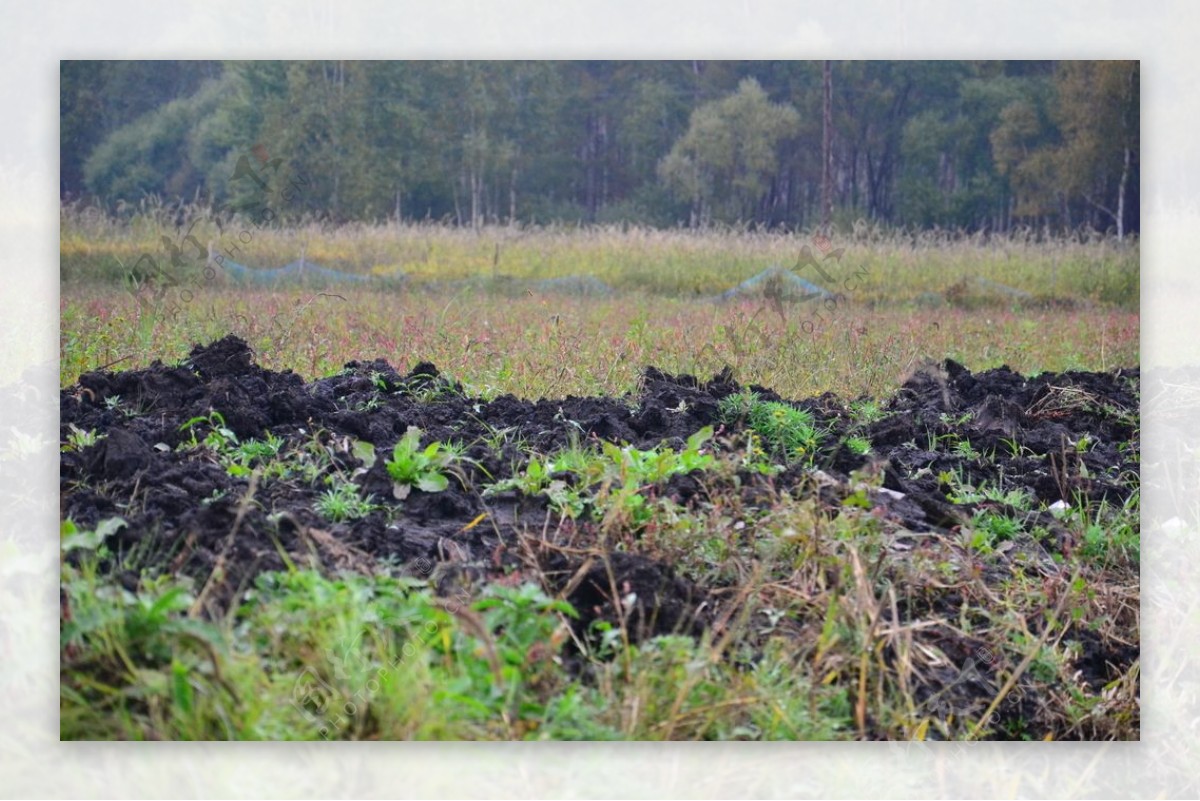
[59,335,1140,739]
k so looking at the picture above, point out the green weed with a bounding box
[314,480,379,523]
[720,391,823,463]
[385,427,454,500]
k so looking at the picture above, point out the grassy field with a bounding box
[61,205,1139,303]
[58,216,1140,741]
[61,287,1138,399]
[59,209,1138,394]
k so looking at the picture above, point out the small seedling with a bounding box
[315,480,378,523]
[845,436,872,456]
[717,389,760,422]
[179,412,290,478]
[226,433,286,477]
[354,396,383,412]
[720,391,822,463]
[202,488,227,506]
[1000,437,1034,458]
[385,426,454,500]
[969,511,1022,551]
[981,484,1031,509]
[849,399,887,426]
[179,411,238,453]
[63,424,104,453]
[953,439,980,460]
[939,411,973,427]
[486,455,552,497]
[485,427,713,522]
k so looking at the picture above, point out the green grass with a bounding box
[314,480,379,524]
[60,547,854,740]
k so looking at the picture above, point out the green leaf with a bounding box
[401,426,422,450]
[148,586,192,619]
[171,660,194,714]
[417,472,449,493]
[686,425,714,451]
[62,516,127,553]
[842,489,872,509]
[527,458,546,482]
[352,440,376,469]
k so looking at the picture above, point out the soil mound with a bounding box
[61,335,1140,731]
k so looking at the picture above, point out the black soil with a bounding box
[60,335,1140,737]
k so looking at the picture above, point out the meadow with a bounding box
[58,211,1140,741]
[60,207,1138,396]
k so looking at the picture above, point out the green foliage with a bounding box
[486,427,716,524]
[969,511,1022,551]
[1068,493,1139,568]
[848,399,887,426]
[60,560,230,740]
[63,424,104,453]
[845,436,872,456]
[658,78,801,225]
[227,434,286,476]
[716,389,758,423]
[83,76,233,201]
[179,410,237,452]
[314,480,378,523]
[178,412,287,478]
[385,427,454,500]
[1078,520,1138,566]
[60,560,869,741]
[61,517,127,556]
[601,426,716,485]
[720,391,822,463]
[65,60,1138,234]
[953,439,981,460]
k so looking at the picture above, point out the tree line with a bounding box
[61,60,1139,235]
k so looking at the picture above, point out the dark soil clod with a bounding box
[60,336,1140,737]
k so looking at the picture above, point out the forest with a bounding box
[60,60,1139,235]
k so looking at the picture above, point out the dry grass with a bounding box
[61,206,1139,307]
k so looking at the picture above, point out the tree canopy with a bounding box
[61,60,1139,235]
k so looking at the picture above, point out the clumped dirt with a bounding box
[60,335,1139,737]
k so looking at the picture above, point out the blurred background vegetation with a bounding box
[61,60,1139,236]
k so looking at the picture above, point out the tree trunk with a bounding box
[821,60,833,235]
[509,166,517,226]
[452,178,462,227]
[470,167,482,231]
[1117,146,1130,241]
